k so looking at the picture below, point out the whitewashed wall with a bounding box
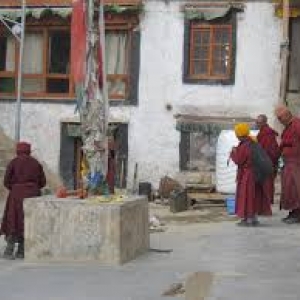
[0,101,75,175]
[127,1,282,188]
[0,1,282,189]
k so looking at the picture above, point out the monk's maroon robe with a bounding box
[280,118,300,211]
[0,154,46,240]
[230,138,272,219]
[257,125,280,204]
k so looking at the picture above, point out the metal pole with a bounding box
[99,0,109,134]
[15,0,26,142]
[99,0,109,175]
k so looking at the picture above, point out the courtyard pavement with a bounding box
[0,209,300,300]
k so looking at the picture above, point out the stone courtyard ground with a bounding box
[0,204,300,300]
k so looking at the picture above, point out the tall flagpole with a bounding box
[15,0,26,142]
[79,0,108,194]
[99,0,109,140]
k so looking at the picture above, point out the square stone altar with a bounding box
[24,195,149,264]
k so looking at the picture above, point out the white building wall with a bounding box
[127,1,282,187]
[0,101,75,175]
[0,1,282,188]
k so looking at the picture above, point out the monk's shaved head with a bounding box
[256,114,268,129]
[275,104,289,117]
[258,114,267,123]
[275,105,293,126]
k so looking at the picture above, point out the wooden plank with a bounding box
[188,192,225,201]
[175,114,255,123]
[192,203,225,209]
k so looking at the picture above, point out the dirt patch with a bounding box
[162,271,214,299]
[150,203,237,225]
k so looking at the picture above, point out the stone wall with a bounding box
[24,196,149,264]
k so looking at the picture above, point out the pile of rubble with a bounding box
[151,175,225,213]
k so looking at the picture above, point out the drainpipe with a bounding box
[279,0,290,106]
[15,0,26,142]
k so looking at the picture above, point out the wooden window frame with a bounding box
[0,24,73,99]
[189,24,232,80]
[183,12,237,85]
[0,14,139,101]
[105,24,133,101]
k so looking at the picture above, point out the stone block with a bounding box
[24,195,149,264]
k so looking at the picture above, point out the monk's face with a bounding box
[255,116,266,130]
[236,136,246,142]
[277,111,292,126]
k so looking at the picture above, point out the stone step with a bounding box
[188,192,225,204]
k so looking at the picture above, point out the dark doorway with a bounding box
[60,122,128,190]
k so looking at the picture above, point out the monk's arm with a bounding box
[267,136,281,162]
[38,164,47,189]
[230,145,247,166]
[280,124,300,151]
[294,122,300,145]
[3,162,13,190]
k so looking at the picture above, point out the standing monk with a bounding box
[230,123,272,226]
[0,142,46,259]
[275,105,300,224]
[256,114,280,204]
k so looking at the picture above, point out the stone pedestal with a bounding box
[24,195,149,264]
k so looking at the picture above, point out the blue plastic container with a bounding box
[226,196,236,215]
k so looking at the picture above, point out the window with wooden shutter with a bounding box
[183,12,236,85]
[189,24,232,80]
[0,25,72,98]
[0,13,140,103]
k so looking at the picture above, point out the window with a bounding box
[104,14,140,104]
[0,26,71,97]
[106,30,130,100]
[0,34,16,93]
[180,130,217,172]
[0,14,140,103]
[183,13,236,84]
[190,24,232,79]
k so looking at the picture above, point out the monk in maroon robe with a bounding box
[275,105,300,224]
[0,142,46,259]
[256,114,280,204]
[230,123,271,226]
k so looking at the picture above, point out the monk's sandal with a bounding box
[15,242,24,259]
[3,242,15,260]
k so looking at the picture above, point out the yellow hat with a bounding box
[234,123,250,137]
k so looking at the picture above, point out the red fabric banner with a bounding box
[71,0,87,85]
